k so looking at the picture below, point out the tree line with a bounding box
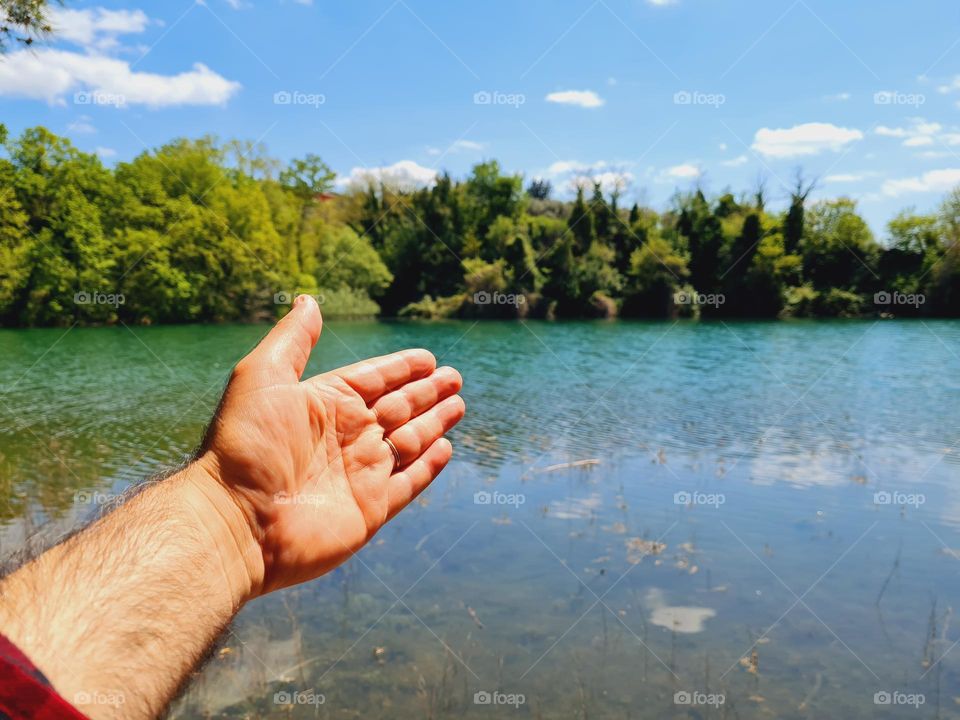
[1,124,959,326]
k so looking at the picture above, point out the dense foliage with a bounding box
[1,125,959,326]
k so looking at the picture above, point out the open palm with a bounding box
[197,295,464,594]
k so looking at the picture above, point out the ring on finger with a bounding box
[384,436,402,471]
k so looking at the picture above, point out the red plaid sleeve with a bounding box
[0,634,89,720]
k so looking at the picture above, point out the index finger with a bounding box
[312,348,436,404]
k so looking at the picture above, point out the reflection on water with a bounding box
[644,588,716,634]
[2,319,960,718]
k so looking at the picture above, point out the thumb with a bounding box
[246,294,323,383]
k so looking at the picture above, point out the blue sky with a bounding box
[4,0,960,235]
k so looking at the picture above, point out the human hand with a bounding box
[191,295,464,598]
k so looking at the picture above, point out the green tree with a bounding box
[802,198,879,293]
[1,0,54,51]
[622,236,689,317]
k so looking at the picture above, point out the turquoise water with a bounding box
[2,319,960,718]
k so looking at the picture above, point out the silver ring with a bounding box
[384,437,402,471]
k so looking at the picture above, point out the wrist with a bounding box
[175,457,265,606]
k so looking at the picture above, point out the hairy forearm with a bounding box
[0,463,262,720]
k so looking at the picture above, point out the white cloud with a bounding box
[547,159,626,177]
[824,173,864,183]
[67,115,96,134]
[0,7,240,108]
[547,160,585,175]
[823,92,851,102]
[751,122,863,158]
[875,126,908,138]
[570,171,634,194]
[721,154,748,167]
[426,139,484,156]
[882,168,960,196]
[938,76,960,94]
[0,49,240,107]
[647,0,678,5]
[47,7,149,50]
[662,163,701,180]
[545,89,604,108]
[95,146,117,158]
[718,142,728,151]
[876,119,944,148]
[543,160,633,196]
[664,163,700,180]
[339,160,438,191]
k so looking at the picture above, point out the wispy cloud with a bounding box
[875,119,947,149]
[751,122,863,158]
[545,89,604,108]
[661,163,701,181]
[825,173,866,183]
[67,115,96,134]
[882,168,960,196]
[721,155,748,167]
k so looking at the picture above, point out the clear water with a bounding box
[2,319,959,718]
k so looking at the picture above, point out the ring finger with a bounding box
[385,394,465,468]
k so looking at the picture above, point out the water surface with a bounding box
[1,319,959,718]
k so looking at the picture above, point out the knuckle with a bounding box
[230,357,254,382]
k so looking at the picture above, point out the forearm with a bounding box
[0,462,262,720]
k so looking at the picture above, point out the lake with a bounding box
[1,319,959,718]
